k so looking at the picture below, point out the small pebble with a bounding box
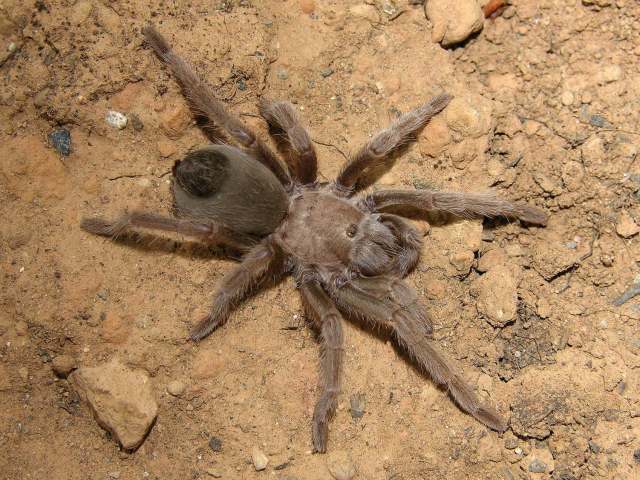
[107,472,120,479]
[251,447,269,471]
[299,0,315,14]
[320,67,334,78]
[8,42,17,53]
[634,448,640,463]
[589,114,609,128]
[276,68,289,80]
[528,459,547,473]
[327,451,356,480]
[561,91,574,106]
[51,355,77,378]
[105,110,128,130]
[167,380,186,397]
[48,128,72,156]
[129,113,144,131]
[603,64,622,83]
[208,436,223,452]
[350,393,366,419]
[205,468,222,478]
[588,440,601,454]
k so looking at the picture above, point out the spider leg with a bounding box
[366,189,547,226]
[190,237,285,340]
[300,281,344,453]
[80,211,256,251]
[335,93,452,193]
[330,276,506,432]
[379,214,422,278]
[259,99,318,185]
[143,25,291,187]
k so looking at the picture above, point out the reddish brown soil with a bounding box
[1,1,640,479]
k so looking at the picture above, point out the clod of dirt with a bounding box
[527,449,554,473]
[444,95,493,138]
[299,0,315,14]
[476,248,507,273]
[327,450,356,480]
[166,380,186,397]
[425,0,484,47]
[251,447,269,471]
[208,436,223,452]
[615,210,640,238]
[69,358,158,450]
[531,242,581,281]
[51,354,77,378]
[349,4,380,23]
[474,264,518,327]
[160,104,191,139]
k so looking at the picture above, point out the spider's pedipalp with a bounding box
[300,281,344,453]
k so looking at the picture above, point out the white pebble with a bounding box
[105,110,128,130]
[251,447,269,471]
[561,91,574,106]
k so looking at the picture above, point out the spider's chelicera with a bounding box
[81,25,548,453]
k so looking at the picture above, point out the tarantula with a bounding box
[81,25,547,453]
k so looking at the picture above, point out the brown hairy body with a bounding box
[81,25,548,453]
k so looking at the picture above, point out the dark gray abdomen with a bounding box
[172,145,289,236]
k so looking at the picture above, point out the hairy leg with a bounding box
[379,214,422,278]
[143,25,290,187]
[330,277,506,432]
[367,189,548,226]
[190,238,284,340]
[300,281,344,453]
[80,211,256,251]
[259,99,318,185]
[335,93,452,193]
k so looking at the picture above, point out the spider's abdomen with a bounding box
[172,145,289,236]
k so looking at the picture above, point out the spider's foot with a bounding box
[189,313,221,341]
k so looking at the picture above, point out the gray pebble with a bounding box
[129,113,144,131]
[588,440,601,454]
[320,67,334,78]
[589,114,610,128]
[634,448,640,463]
[208,436,223,452]
[350,393,365,419]
[528,458,547,473]
[251,447,269,471]
[48,128,72,156]
[276,68,289,80]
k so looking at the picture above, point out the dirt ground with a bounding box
[1,0,640,479]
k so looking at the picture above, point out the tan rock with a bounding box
[157,139,178,158]
[160,104,192,139]
[69,358,158,450]
[616,210,640,238]
[100,312,130,344]
[52,355,78,378]
[349,4,379,23]
[445,96,493,139]
[475,264,518,327]
[426,0,484,47]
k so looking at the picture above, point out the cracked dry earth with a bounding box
[1,1,640,479]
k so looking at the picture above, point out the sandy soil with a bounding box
[1,1,640,479]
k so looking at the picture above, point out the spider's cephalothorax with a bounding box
[81,25,548,453]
